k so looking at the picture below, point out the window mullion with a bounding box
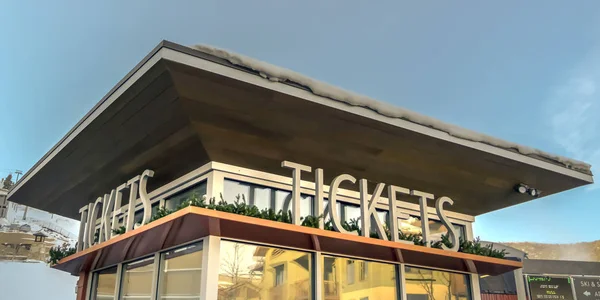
[314,252,323,300]
[150,253,160,300]
[113,264,123,300]
[200,236,221,300]
[397,264,406,300]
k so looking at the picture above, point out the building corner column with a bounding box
[200,235,221,300]
[75,271,90,300]
[515,268,527,300]
[471,274,482,300]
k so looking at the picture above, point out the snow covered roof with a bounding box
[7,41,593,219]
[192,44,592,175]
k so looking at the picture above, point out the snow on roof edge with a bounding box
[191,44,592,176]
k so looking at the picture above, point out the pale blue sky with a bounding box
[1,1,599,243]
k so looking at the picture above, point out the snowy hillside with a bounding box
[2,201,79,246]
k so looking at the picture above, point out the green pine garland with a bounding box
[161,193,506,258]
[58,192,505,263]
[48,243,76,265]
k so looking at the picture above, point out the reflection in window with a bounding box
[134,210,143,226]
[323,255,397,299]
[360,261,368,281]
[324,201,388,236]
[158,243,203,299]
[347,260,355,284]
[218,240,312,300]
[322,199,341,223]
[222,180,465,242]
[165,181,207,211]
[131,203,160,226]
[152,203,159,218]
[91,266,118,300]
[120,257,154,300]
[478,271,517,299]
[399,216,466,242]
[130,203,160,227]
[274,264,285,286]
[223,180,313,218]
[405,266,471,300]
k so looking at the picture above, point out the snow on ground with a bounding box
[192,44,592,174]
[0,261,78,300]
[5,202,79,236]
[3,202,79,246]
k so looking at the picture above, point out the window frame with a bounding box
[87,237,476,300]
[274,263,286,287]
[217,238,315,300]
[156,242,204,300]
[119,255,156,300]
[404,264,473,300]
[346,259,356,285]
[359,261,368,281]
[89,265,119,300]
[216,165,473,235]
[321,253,401,299]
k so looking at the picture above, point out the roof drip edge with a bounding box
[191,44,592,176]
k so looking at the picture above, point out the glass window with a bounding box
[347,260,356,284]
[131,203,164,225]
[322,255,397,299]
[478,271,517,297]
[158,243,203,300]
[120,257,154,300]
[134,210,143,225]
[152,202,159,216]
[94,228,100,243]
[405,266,471,300]
[323,199,342,222]
[344,204,361,224]
[223,179,313,219]
[274,264,285,286]
[218,240,312,300]
[360,261,369,281]
[91,267,118,300]
[165,182,207,211]
[399,216,466,242]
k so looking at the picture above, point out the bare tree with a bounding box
[416,269,436,300]
[439,271,453,300]
[415,268,456,300]
[221,242,248,284]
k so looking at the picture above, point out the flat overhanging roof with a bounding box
[8,41,593,219]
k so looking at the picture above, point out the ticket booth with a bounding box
[6,41,593,300]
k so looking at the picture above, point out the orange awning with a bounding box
[53,206,522,276]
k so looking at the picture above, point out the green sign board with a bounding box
[527,276,574,300]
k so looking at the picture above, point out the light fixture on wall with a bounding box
[514,183,541,198]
